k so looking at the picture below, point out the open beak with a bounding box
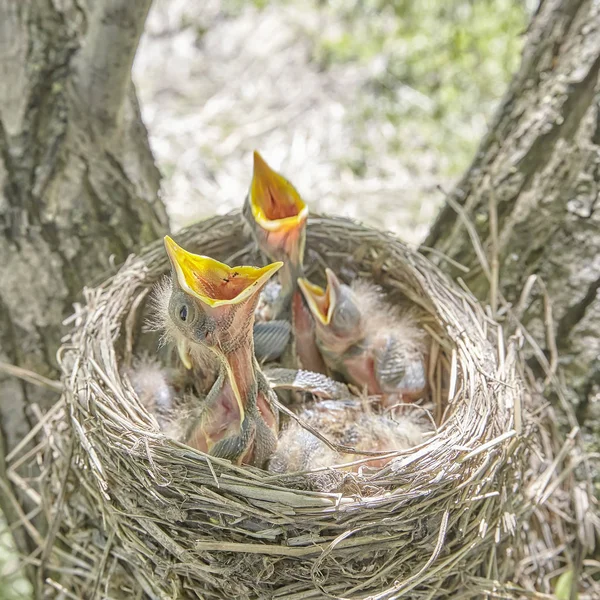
[297,268,340,326]
[165,236,282,308]
[247,151,308,269]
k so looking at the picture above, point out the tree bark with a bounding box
[425,0,600,447]
[0,0,167,586]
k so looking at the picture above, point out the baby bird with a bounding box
[125,356,179,430]
[298,269,429,407]
[125,356,202,441]
[243,151,326,373]
[161,235,282,468]
[269,400,427,475]
[243,151,307,317]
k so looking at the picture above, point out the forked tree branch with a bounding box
[74,0,153,133]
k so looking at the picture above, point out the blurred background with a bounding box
[1,0,530,597]
[135,0,530,245]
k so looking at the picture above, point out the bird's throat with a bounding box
[221,345,258,423]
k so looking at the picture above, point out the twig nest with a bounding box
[38,213,572,599]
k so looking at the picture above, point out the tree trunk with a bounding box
[425,0,600,448]
[0,0,167,585]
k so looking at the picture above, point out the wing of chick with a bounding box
[253,320,291,363]
[350,279,429,401]
[374,333,428,398]
[263,367,353,400]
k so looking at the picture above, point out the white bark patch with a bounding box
[0,2,30,135]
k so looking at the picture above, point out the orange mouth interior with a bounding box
[255,185,301,221]
[250,151,307,230]
[164,236,282,307]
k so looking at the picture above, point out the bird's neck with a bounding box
[273,262,304,319]
[220,343,258,411]
[278,261,296,298]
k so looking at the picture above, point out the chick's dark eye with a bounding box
[179,305,188,322]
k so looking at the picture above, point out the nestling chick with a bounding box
[124,356,179,429]
[298,269,429,407]
[243,151,326,373]
[268,400,428,474]
[243,151,307,317]
[162,236,282,468]
[125,356,201,440]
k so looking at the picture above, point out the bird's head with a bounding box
[298,268,365,352]
[243,151,308,295]
[164,236,282,363]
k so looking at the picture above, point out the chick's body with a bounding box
[269,400,427,474]
[242,152,326,373]
[125,356,178,429]
[157,236,282,468]
[300,273,429,407]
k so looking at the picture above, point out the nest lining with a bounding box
[23,213,591,599]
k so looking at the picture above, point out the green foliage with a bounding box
[312,0,526,174]
[555,569,577,600]
[220,0,279,16]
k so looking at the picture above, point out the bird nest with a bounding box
[28,213,594,599]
